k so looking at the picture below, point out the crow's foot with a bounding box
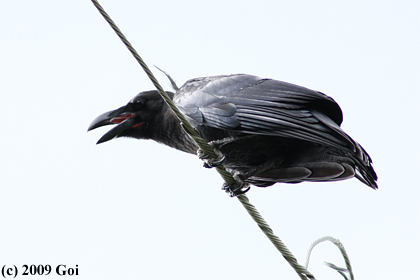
[197,144,226,168]
[222,182,250,197]
[222,173,250,197]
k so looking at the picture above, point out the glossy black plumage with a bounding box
[88,74,377,191]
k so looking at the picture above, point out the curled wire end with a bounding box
[154,65,179,91]
[304,236,354,280]
[324,262,350,280]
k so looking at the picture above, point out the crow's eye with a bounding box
[132,99,146,110]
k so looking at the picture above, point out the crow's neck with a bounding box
[151,106,198,154]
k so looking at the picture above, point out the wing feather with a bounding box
[175,74,353,150]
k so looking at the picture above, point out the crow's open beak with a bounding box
[88,107,138,144]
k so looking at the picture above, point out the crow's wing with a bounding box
[174,74,358,152]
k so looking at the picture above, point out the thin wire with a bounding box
[90,1,315,279]
[237,194,315,280]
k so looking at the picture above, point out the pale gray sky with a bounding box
[1,1,419,279]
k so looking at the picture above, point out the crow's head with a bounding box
[88,90,174,144]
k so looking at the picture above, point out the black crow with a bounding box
[88,74,377,195]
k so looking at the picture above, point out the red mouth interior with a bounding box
[110,114,145,129]
[110,113,135,124]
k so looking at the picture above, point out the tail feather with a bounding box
[351,142,378,189]
[247,143,377,188]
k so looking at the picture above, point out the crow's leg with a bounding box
[197,137,240,168]
[197,136,255,168]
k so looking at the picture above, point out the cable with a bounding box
[90,1,318,279]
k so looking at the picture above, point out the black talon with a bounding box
[203,154,226,168]
[212,155,226,166]
[222,182,251,197]
[197,146,226,168]
[197,149,211,160]
[222,172,250,196]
